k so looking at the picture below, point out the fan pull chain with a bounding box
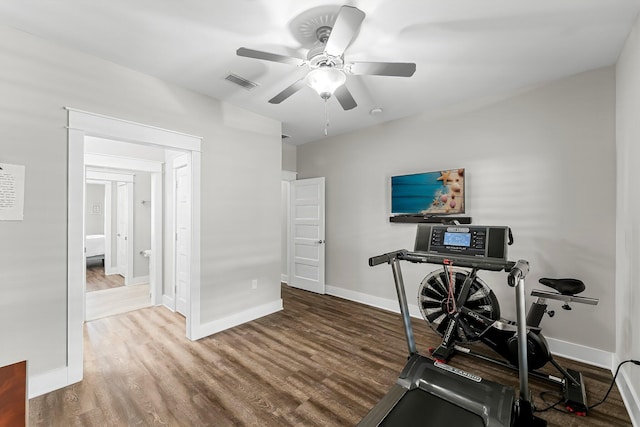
[324,98,329,137]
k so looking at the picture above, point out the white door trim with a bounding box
[282,170,297,181]
[85,153,163,173]
[67,109,202,387]
[104,182,113,275]
[280,171,297,284]
[66,107,202,151]
[149,171,163,306]
[86,169,136,182]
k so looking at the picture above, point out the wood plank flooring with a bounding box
[86,264,124,292]
[85,284,151,321]
[29,285,633,426]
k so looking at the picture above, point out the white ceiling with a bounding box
[1,0,639,145]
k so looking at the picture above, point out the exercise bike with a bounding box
[359,224,546,426]
[420,254,599,415]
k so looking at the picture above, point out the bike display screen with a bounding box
[443,232,471,247]
[413,224,510,270]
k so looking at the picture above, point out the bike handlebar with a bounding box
[508,259,530,287]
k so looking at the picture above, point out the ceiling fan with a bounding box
[236,5,416,111]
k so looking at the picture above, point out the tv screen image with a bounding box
[391,169,465,215]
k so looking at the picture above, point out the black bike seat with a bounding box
[538,278,585,295]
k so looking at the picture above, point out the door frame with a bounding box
[172,154,191,315]
[84,178,111,273]
[67,108,202,385]
[86,169,137,277]
[281,171,297,284]
[86,162,160,299]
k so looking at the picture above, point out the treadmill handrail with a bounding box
[368,250,407,267]
[369,250,416,356]
[370,250,516,271]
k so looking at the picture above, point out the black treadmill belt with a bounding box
[380,388,485,427]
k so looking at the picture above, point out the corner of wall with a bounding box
[190,298,283,341]
[613,356,640,427]
[282,142,297,173]
[28,367,71,399]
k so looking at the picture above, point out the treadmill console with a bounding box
[413,224,510,270]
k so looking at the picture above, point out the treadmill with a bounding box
[358,225,546,427]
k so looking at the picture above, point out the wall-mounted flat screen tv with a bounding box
[391,168,465,215]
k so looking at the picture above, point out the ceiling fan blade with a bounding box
[334,85,357,110]
[237,47,304,66]
[268,79,306,104]
[348,61,417,77]
[324,6,366,57]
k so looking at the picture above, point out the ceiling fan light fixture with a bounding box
[305,67,346,99]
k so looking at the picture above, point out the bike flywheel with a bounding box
[418,268,501,343]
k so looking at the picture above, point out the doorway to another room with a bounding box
[67,108,202,387]
[84,172,153,322]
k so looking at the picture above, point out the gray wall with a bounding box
[615,12,640,419]
[85,183,105,236]
[133,173,151,280]
[282,142,297,172]
[0,23,282,377]
[297,67,616,352]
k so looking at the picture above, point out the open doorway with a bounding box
[67,108,202,386]
[84,180,124,292]
[84,171,154,321]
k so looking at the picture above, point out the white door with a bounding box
[174,155,191,316]
[289,177,325,294]
[116,182,128,279]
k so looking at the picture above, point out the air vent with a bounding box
[224,73,259,90]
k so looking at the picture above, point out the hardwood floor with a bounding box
[29,285,632,426]
[85,262,150,321]
[86,263,124,292]
[85,284,151,321]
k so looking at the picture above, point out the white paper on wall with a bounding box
[0,163,26,221]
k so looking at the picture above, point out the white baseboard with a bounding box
[104,265,117,275]
[544,337,613,369]
[128,275,149,286]
[281,274,288,284]
[28,366,73,398]
[326,284,422,318]
[162,294,175,311]
[614,356,640,427]
[192,299,283,341]
[326,284,614,370]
